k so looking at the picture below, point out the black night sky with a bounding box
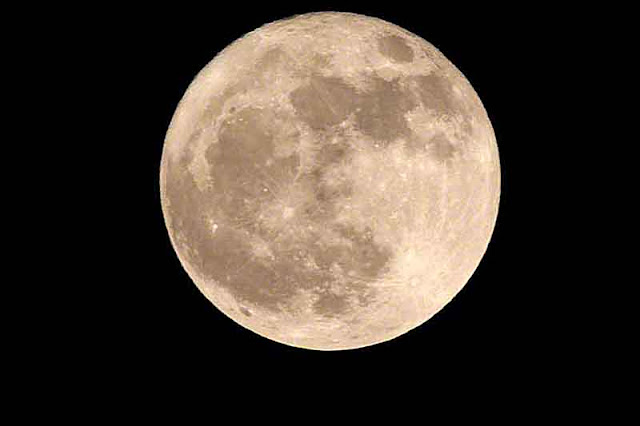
[66,1,596,396]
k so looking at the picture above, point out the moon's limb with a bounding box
[160,12,500,350]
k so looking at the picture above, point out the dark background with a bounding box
[74,2,592,392]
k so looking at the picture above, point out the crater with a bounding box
[377,35,414,63]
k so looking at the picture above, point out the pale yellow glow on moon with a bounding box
[160,12,500,350]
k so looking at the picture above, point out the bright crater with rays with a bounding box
[160,12,500,350]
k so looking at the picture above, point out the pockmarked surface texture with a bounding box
[160,12,500,350]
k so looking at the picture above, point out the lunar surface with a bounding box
[160,12,500,350]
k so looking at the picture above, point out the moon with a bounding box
[160,12,500,350]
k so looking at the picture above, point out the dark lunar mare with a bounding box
[164,42,470,318]
[166,104,392,317]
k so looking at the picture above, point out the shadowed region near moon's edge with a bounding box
[160,11,500,350]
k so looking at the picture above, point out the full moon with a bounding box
[160,12,500,350]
